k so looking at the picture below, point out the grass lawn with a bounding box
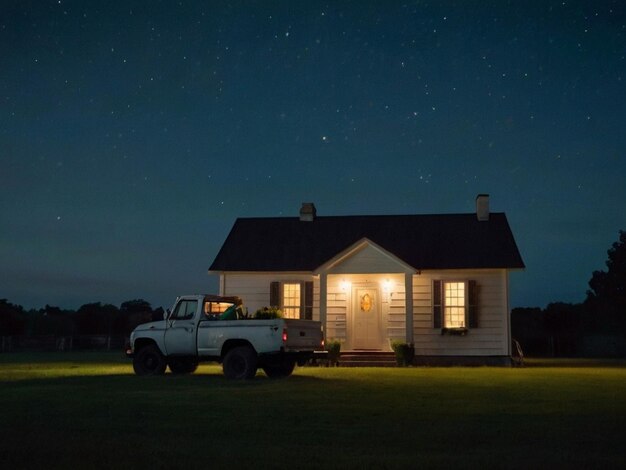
[1,353,625,469]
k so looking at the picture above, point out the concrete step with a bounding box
[338,351,397,367]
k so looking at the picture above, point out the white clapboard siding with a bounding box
[387,287,407,340]
[325,277,348,340]
[220,273,320,321]
[220,268,510,356]
[412,269,509,356]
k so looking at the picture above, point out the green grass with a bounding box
[1,353,626,469]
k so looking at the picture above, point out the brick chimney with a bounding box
[476,194,489,221]
[299,202,317,222]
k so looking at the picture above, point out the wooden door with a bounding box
[352,286,381,349]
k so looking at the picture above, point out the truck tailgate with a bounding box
[283,319,323,351]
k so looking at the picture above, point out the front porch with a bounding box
[315,239,417,351]
[319,271,415,351]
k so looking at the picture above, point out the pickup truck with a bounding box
[126,294,324,379]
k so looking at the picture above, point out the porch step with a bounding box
[338,351,397,367]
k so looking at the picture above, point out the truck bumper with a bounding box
[313,350,329,360]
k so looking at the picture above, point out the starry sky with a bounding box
[1,0,625,310]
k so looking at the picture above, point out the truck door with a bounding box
[164,299,198,356]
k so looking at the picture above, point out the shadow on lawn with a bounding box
[524,357,626,367]
[0,369,339,390]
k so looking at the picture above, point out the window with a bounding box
[433,280,478,330]
[171,299,197,320]
[444,282,466,328]
[270,281,314,320]
[282,283,301,319]
[203,301,235,319]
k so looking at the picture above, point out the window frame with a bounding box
[443,281,468,329]
[281,282,302,319]
[270,281,314,320]
[433,279,477,332]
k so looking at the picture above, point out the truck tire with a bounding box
[168,358,199,374]
[133,345,166,376]
[223,346,257,380]
[262,359,296,379]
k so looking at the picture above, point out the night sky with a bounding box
[2,1,625,310]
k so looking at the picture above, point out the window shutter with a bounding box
[468,280,478,328]
[433,280,442,329]
[303,281,313,320]
[270,281,280,308]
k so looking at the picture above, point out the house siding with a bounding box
[412,269,509,356]
[217,268,510,357]
[326,279,347,341]
[387,278,408,342]
[220,273,320,321]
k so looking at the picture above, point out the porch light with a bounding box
[383,279,392,292]
[340,280,351,292]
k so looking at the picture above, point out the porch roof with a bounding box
[209,213,525,272]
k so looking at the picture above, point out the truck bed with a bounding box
[195,318,323,358]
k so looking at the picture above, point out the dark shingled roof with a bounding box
[209,213,525,272]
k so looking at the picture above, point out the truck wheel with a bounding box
[262,360,296,379]
[133,345,166,376]
[168,358,199,374]
[223,346,257,380]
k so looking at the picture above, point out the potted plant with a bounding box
[253,306,283,319]
[390,339,415,366]
[325,339,342,366]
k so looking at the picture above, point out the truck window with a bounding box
[171,300,197,320]
[203,301,234,319]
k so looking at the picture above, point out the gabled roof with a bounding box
[316,237,417,274]
[209,213,525,272]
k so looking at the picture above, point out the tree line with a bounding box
[512,230,626,357]
[0,299,164,338]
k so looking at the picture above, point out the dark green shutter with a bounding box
[433,280,442,329]
[303,281,313,320]
[468,280,478,328]
[270,282,280,308]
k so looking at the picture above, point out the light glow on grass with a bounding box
[1,353,626,468]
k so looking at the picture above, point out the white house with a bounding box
[209,195,525,365]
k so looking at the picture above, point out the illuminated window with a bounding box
[204,302,234,315]
[282,283,301,319]
[270,281,313,320]
[444,282,466,328]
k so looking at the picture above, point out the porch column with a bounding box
[405,272,414,344]
[319,272,328,335]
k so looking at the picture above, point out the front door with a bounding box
[352,286,381,349]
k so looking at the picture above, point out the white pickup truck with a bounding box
[126,294,324,379]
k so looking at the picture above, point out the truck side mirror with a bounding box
[164,308,170,320]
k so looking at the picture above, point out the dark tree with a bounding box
[118,299,154,336]
[120,299,152,313]
[152,307,165,322]
[543,302,582,357]
[32,305,75,336]
[511,307,550,356]
[586,230,626,332]
[0,299,26,336]
[74,303,118,335]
